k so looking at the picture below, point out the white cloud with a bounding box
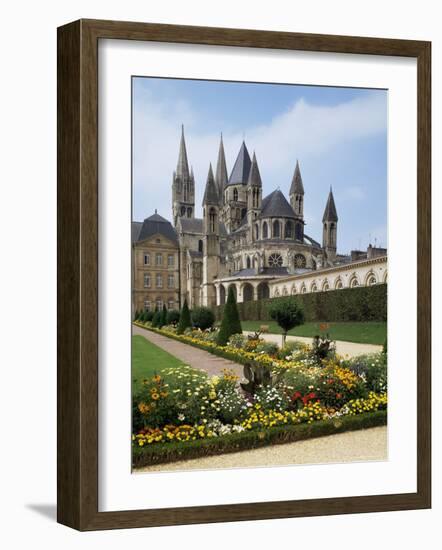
[133,91,386,223]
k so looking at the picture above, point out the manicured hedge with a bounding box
[214,283,387,323]
[132,410,387,468]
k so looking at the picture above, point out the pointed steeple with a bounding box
[176,124,189,178]
[228,141,252,185]
[322,187,338,222]
[290,160,304,195]
[202,164,219,205]
[215,133,228,198]
[247,152,262,187]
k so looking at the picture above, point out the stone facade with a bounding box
[133,127,387,312]
[132,212,180,314]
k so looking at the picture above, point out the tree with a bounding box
[177,299,191,334]
[151,310,161,327]
[166,309,180,326]
[145,310,154,322]
[217,286,242,346]
[268,297,304,347]
[191,306,215,330]
[159,304,168,328]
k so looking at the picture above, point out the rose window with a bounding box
[294,254,306,268]
[268,253,283,267]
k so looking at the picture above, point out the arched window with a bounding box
[350,276,359,288]
[254,224,259,240]
[295,222,303,241]
[241,208,247,220]
[300,284,307,294]
[335,278,343,289]
[294,254,306,269]
[180,206,186,216]
[233,188,238,201]
[246,256,251,269]
[366,273,377,286]
[262,222,268,239]
[322,280,330,292]
[283,286,288,296]
[268,253,283,267]
[272,220,280,238]
[198,239,203,253]
[183,183,188,202]
[291,285,297,295]
[311,282,318,292]
[330,222,336,246]
[209,207,217,233]
[187,207,192,218]
[284,221,293,238]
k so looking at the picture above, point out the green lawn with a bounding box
[132,335,184,389]
[241,320,387,345]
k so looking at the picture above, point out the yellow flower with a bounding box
[151,392,160,401]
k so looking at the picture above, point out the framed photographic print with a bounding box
[57,19,431,530]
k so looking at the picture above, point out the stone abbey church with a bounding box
[132,127,387,313]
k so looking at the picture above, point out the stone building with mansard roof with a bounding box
[132,126,387,312]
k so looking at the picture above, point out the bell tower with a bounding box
[172,125,195,226]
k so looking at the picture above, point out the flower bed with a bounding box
[132,322,388,466]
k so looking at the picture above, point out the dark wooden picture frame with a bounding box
[57,19,431,531]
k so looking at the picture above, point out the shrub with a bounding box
[177,299,191,334]
[145,310,154,322]
[227,333,248,349]
[158,305,167,328]
[151,310,161,327]
[166,309,180,326]
[256,341,279,356]
[346,353,387,393]
[191,306,215,330]
[268,297,304,346]
[217,286,242,345]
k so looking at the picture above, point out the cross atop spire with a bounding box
[290,160,304,195]
[202,163,219,205]
[322,187,338,222]
[176,124,190,178]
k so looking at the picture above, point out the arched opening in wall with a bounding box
[219,284,226,305]
[253,256,258,270]
[291,285,297,295]
[262,222,268,239]
[233,188,238,201]
[241,208,247,220]
[294,253,306,269]
[255,224,259,240]
[349,275,359,288]
[322,280,330,292]
[198,239,203,253]
[284,220,293,238]
[243,283,253,302]
[282,286,288,296]
[180,206,186,216]
[272,220,280,238]
[335,278,343,289]
[246,256,251,269]
[311,281,318,292]
[268,253,283,267]
[295,222,303,241]
[383,270,388,283]
[209,207,217,233]
[187,207,192,218]
[257,282,270,299]
[274,288,280,298]
[228,284,237,300]
[330,222,336,246]
[300,284,307,294]
[366,273,377,286]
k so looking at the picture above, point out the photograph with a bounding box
[131,77,388,472]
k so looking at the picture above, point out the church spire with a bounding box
[202,164,219,205]
[290,160,304,195]
[176,124,190,178]
[247,152,262,188]
[215,133,228,203]
[322,187,338,222]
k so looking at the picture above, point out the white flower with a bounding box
[178,413,185,421]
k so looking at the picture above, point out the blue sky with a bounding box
[133,77,387,254]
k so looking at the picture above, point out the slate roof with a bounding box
[176,125,190,178]
[227,141,252,186]
[131,221,143,243]
[290,160,304,195]
[179,217,227,236]
[137,212,178,245]
[304,234,321,248]
[322,188,338,222]
[232,266,289,277]
[247,152,262,187]
[260,189,296,219]
[215,134,228,198]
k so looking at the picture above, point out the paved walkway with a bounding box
[243,331,382,358]
[132,324,244,377]
[134,426,387,472]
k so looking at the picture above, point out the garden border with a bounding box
[132,410,387,468]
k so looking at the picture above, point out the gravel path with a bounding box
[243,331,382,358]
[134,426,387,473]
[132,324,244,377]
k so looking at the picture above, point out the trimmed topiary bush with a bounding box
[217,286,242,346]
[151,310,161,328]
[166,309,180,326]
[145,310,154,322]
[158,304,167,328]
[269,297,304,347]
[191,306,215,330]
[177,299,191,334]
